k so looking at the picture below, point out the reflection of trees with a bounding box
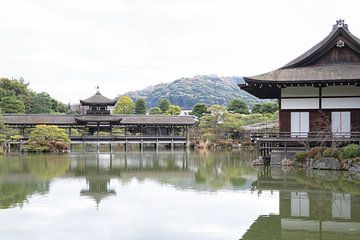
[296,169,360,195]
[0,156,49,209]
[69,151,258,193]
[27,155,70,180]
[193,151,256,190]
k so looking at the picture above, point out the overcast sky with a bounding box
[1,0,359,103]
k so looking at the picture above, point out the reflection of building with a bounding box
[80,176,116,209]
[241,167,360,239]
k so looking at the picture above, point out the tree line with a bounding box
[190,99,278,148]
[0,78,69,114]
[113,96,182,115]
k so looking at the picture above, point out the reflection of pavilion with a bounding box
[80,175,116,209]
[241,167,360,240]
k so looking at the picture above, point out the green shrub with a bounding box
[295,151,307,161]
[308,146,327,159]
[323,148,336,158]
[341,144,360,159]
[353,157,360,163]
[334,149,343,160]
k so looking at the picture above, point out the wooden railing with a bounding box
[250,132,360,140]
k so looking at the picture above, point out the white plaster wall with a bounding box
[322,97,360,109]
[281,87,319,97]
[281,98,319,109]
[322,85,360,97]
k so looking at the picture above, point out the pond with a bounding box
[0,150,359,240]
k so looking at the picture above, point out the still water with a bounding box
[0,150,359,240]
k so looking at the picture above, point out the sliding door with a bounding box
[332,112,351,137]
[291,112,309,137]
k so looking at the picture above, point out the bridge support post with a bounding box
[171,139,174,151]
[140,140,144,152]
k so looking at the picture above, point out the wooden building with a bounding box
[240,20,360,139]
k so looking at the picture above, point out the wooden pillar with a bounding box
[69,125,72,137]
[185,126,190,149]
[140,139,144,151]
[110,123,112,136]
[124,150,128,170]
[125,126,128,136]
[97,122,100,138]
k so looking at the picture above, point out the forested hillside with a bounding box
[124,75,260,109]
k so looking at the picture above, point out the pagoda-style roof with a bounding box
[241,20,360,98]
[80,90,117,106]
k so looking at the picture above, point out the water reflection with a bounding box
[242,167,360,239]
[0,151,359,239]
[0,155,69,209]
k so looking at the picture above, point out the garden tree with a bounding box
[252,102,278,114]
[159,98,170,113]
[165,105,181,115]
[199,105,227,140]
[0,117,19,143]
[0,96,25,113]
[134,98,146,114]
[0,118,19,151]
[0,78,28,98]
[190,103,209,118]
[149,107,162,115]
[26,125,70,152]
[113,96,134,114]
[0,78,67,114]
[227,99,249,114]
[31,92,54,113]
[220,113,244,139]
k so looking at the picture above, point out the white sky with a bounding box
[1,0,359,103]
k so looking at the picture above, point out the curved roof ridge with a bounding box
[282,20,360,69]
[80,91,117,106]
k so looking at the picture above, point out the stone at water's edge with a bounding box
[346,159,360,173]
[270,151,296,165]
[309,157,341,170]
[251,157,264,166]
[281,159,292,166]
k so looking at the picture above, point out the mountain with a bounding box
[123,75,260,109]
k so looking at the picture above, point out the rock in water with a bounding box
[281,159,292,166]
[251,157,264,166]
[309,157,341,170]
[347,159,360,173]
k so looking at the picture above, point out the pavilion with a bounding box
[1,89,195,150]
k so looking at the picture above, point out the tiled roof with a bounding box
[1,114,195,125]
